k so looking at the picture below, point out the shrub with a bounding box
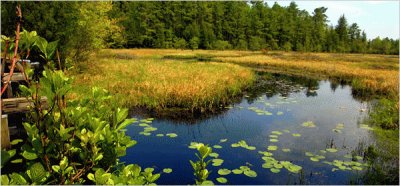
[1,70,160,184]
[212,40,232,50]
[369,98,399,129]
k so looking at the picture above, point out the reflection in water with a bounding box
[122,73,384,184]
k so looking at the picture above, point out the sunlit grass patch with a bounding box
[71,50,255,112]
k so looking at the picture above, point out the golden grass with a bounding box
[215,51,398,97]
[70,50,255,111]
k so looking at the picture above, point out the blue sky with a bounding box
[270,1,399,39]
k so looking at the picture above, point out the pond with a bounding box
[121,73,376,185]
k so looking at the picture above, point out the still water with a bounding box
[121,74,374,185]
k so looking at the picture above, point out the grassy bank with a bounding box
[70,50,255,113]
[215,51,398,98]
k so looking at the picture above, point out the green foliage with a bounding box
[34,37,58,63]
[174,38,187,49]
[189,144,214,185]
[212,40,231,50]
[1,69,159,185]
[368,98,399,129]
[189,37,200,50]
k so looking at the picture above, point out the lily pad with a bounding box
[166,133,178,138]
[267,145,278,151]
[271,131,283,135]
[283,129,290,133]
[139,123,150,127]
[209,152,219,158]
[213,145,222,149]
[305,152,314,157]
[270,168,281,173]
[326,148,338,153]
[277,112,284,115]
[156,134,164,137]
[302,121,316,128]
[282,148,291,152]
[220,139,228,143]
[262,163,274,169]
[352,166,363,171]
[232,169,243,174]
[310,157,319,162]
[216,177,227,184]
[163,168,173,173]
[218,169,231,176]
[243,170,257,178]
[292,133,301,137]
[269,135,278,138]
[269,139,278,142]
[246,146,256,150]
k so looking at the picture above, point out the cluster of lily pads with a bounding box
[323,159,367,172]
[216,165,258,184]
[137,118,178,138]
[259,150,302,174]
[332,123,345,133]
[302,121,316,128]
[231,140,256,150]
[305,151,326,162]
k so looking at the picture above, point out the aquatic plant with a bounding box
[189,144,214,185]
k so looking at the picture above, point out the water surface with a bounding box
[121,74,373,185]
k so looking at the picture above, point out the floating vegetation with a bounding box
[156,134,164,137]
[139,132,151,136]
[216,177,227,184]
[283,129,290,133]
[261,155,302,174]
[259,151,273,157]
[326,148,338,153]
[139,123,150,127]
[231,140,256,150]
[220,139,228,143]
[332,123,345,133]
[327,159,367,172]
[305,152,314,157]
[292,133,301,137]
[282,148,291,152]
[232,169,243,174]
[163,168,173,173]
[166,133,178,138]
[269,135,278,138]
[213,145,223,149]
[269,139,279,142]
[240,166,257,178]
[218,169,231,176]
[212,159,224,166]
[271,131,283,135]
[188,142,203,149]
[267,145,278,151]
[320,150,327,154]
[209,152,219,158]
[302,121,316,128]
[360,124,374,130]
[277,111,284,115]
[248,107,273,116]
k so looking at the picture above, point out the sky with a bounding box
[270,0,399,39]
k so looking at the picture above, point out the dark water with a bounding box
[121,74,375,185]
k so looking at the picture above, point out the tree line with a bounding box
[1,1,398,62]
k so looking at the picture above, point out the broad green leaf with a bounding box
[217,169,231,176]
[21,150,38,160]
[243,170,257,178]
[216,177,227,184]
[10,139,23,145]
[163,168,172,174]
[232,169,243,174]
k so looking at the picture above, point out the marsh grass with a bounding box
[215,51,398,98]
[70,50,255,113]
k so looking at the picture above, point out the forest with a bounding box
[1,1,398,63]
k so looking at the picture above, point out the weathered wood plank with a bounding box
[1,97,48,114]
[2,72,26,83]
[1,115,10,149]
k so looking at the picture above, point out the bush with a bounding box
[1,70,160,185]
[369,98,399,129]
[212,40,232,50]
[189,37,200,50]
[174,38,187,49]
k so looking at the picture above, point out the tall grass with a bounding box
[215,52,398,98]
[70,51,255,112]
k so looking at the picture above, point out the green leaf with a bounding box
[219,139,228,143]
[217,169,231,176]
[87,173,95,181]
[1,175,9,185]
[232,169,243,174]
[267,145,278,151]
[117,118,135,131]
[52,165,60,173]
[270,168,281,173]
[201,180,214,185]
[149,173,160,182]
[209,152,219,158]
[326,148,338,153]
[28,162,47,184]
[213,145,222,149]
[21,150,38,160]
[243,170,257,178]
[9,173,27,185]
[216,177,227,184]
[10,159,23,163]
[10,139,23,145]
[166,133,178,138]
[163,168,173,174]
[198,145,212,159]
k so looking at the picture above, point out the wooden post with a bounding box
[1,114,10,149]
